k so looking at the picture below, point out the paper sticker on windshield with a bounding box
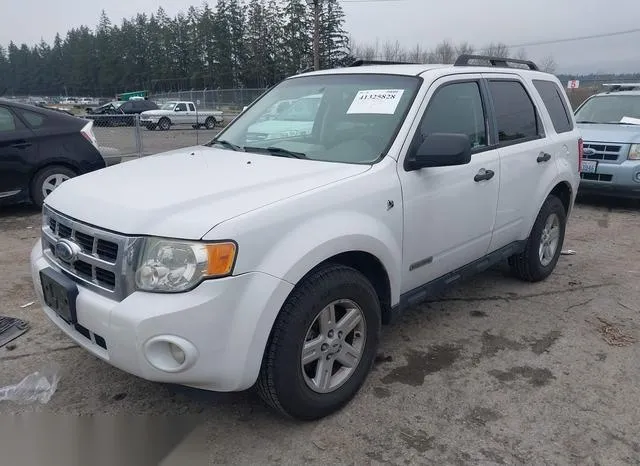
[347,89,405,115]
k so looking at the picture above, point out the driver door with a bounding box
[173,103,188,124]
[397,75,500,293]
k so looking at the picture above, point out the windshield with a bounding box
[160,102,177,110]
[211,74,421,164]
[575,95,640,123]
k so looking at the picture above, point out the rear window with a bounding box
[18,109,46,128]
[533,80,573,133]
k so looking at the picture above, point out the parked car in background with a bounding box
[140,101,224,130]
[86,99,159,127]
[575,83,640,199]
[0,100,105,207]
[246,94,321,142]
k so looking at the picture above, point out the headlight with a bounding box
[629,144,640,160]
[135,238,237,292]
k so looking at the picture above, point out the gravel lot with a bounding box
[1,194,639,465]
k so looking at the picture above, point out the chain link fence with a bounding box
[88,88,267,164]
[91,114,231,165]
[150,88,268,111]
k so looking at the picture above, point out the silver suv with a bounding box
[575,84,640,198]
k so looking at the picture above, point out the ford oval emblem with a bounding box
[583,148,596,156]
[54,239,81,263]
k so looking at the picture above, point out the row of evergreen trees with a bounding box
[0,0,350,97]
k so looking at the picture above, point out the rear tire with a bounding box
[257,264,381,420]
[158,118,171,131]
[508,194,566,282]
[31,165,77,208]
[205,117,216,129]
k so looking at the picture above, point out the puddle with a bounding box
[381,345,461,386]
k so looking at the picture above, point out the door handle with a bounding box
[10,141,32,149]
[474,168,495,182]
[537,152,552,163]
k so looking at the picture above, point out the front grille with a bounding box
[97,239,118,262]
[581,173,613,182]
[42,206,138,301]
[583,143,621,161]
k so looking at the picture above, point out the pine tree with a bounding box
[282,0,311,75]
[318,0,349,69]
[0,45,9,95]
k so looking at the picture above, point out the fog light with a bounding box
[169,342,186,365]
[143,335,198,373]
[634,172,640,183]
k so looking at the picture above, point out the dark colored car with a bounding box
[86,99,158,127]
[0,100,106,208]
[34,102,74,116]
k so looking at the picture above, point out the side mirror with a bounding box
[406,133,472,170]
[175,108,182,112]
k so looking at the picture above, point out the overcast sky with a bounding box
[2,0,640,74]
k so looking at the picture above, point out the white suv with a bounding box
[30,55,581,420]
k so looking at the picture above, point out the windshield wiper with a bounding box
[206,139,244,151]
[576,120,597,124]
[244,146,307,159]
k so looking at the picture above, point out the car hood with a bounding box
[44,146,370,239]
[577,123,640,144]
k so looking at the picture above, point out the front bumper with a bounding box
[30,239,293,392]
[579,160,640,198]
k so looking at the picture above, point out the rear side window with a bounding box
[17,109,46,128]
[533,79,573,133]
[188,103,195,112]
[488,80,540,144]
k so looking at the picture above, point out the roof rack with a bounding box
[454,54,539,71]
[602,83,640,92]
[348,59,419,67]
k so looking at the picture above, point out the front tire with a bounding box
[509,194,566,282]
[257,264,381,420]
[31,165,77,207]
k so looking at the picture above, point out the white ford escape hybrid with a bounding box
[30,55,581,420]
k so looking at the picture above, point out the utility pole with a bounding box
[305,0,321,70]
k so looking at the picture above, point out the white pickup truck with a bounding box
[30,55,581,421]
[140,101,224,130]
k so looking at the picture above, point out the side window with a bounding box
[175,103,187,112]
[418,81,487,149]
[188,103,195,112]
[488,80,540,143]
[121,102,133,112]
[533,79,573,133]
[0,107,23,132]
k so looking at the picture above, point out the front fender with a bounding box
[252,211,402,306]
